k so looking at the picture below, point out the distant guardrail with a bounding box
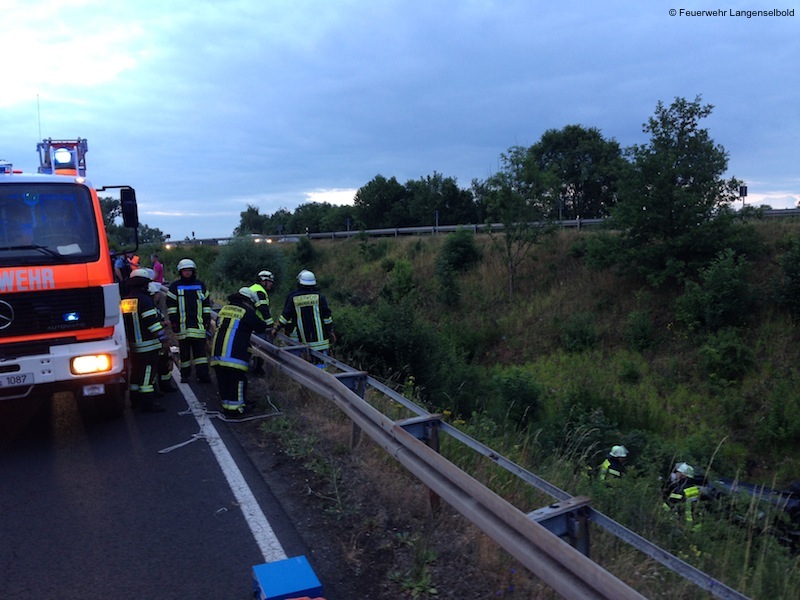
[169,208,800,247]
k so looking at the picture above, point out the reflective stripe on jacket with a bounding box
[249,282,274,326]
[121,290,164,354]
[211,300,267,371]
[167,277,211,340]
[279,287,333,352]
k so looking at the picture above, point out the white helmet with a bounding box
[129,268,152,280]
[176,258,197,272]
[258,270,275,282]
[238,287,259,304]
[298,269,316,286]
[676,463,695,478]
[610,445,629,458]
[144,268,156,280]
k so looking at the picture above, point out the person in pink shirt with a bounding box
[150,253,165,283]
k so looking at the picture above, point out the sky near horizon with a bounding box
[1,0,798,240]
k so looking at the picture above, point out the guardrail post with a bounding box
[528,496,592,557]
[333,372,368,449]
[397,415,442,514]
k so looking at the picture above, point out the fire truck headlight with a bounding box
[72,354,113,375]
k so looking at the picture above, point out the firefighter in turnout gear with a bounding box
[274,270,335,365]
[147,279,178,394]
[121,269,168,412]
[210,287,267,414]
[599,445,629,481]
[249,270,275,375]
[167,258,212,383]
[664,462,703,527]
[250,270,275,330]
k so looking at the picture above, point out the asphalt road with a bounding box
[0,379,311,600]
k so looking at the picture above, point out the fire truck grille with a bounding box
[0,287,106,341]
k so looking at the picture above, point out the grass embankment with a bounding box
[156,219,800,597]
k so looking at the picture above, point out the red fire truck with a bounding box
[0,138,138,418]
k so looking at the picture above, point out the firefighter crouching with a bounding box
[599,445,629,482]
[664,462,704,528]
[121,269,170,413]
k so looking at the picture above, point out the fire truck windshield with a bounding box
[0,183,100,265]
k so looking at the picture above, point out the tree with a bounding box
[474,148,555,297]
[406,172,477,226]
[100,196,166,249]
[527,125,625,220]
[354,175,409,229]
[594,96,743,285]
[233,205,269,235]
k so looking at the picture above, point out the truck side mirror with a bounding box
[120,187,138,228]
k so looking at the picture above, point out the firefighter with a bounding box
[274,270,335,366]
[664,462,703,526]
[166,258,212,383]
[210,287,267,414]
[121,269,169,413]
[147,278,178,394]
[599,445,629,481]
[249,270,275,375]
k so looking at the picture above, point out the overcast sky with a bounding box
[2,0,798,240]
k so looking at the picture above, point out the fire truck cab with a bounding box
[0,138,138,418]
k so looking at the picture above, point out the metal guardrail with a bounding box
[247,335,751,600]
[175,208,800,247]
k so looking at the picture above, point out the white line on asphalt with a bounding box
[176,376,287,563]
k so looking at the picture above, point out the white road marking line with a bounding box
[177,376,287,563]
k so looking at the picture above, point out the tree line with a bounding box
[234,95,744,242]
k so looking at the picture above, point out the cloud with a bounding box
[1,0,797,239]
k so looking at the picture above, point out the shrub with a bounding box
[486,366,544,429]
[624,309,656,352]
[698,327,755,385]
[559,313,598,352]
[777,236,800,320]
[207,239,288,293]
[437,229,481,273]
[674,249,753,333]
[294,236,316,265]
[758,376,800,448]
[381,259,416,303]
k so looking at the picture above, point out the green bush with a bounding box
[559,313,598,352]
[486,366,544,429]
[437,229,481,273]
[381,259,416,303]
[624,309,656,352]
[777,236,800,320]
[758,376,800,447]
[699,327,755,385]
[208,239,288,293]
[294,236,316,265]
[674,249,753,333]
